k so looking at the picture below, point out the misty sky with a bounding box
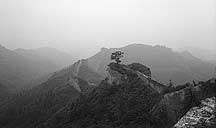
[0,0,215,58]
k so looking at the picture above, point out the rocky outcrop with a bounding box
[106,63,145,85]
[175,97,216,128]
[67,63,216,128]
[107,62,166,94]
[106,67,124,85]
[152,78,216,127]
[37,63,216,128]
[107,63,216,127]
[127,63,151,78]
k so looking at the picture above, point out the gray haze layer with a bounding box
[0,0,215,59]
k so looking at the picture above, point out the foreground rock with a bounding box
[175,97,216,128]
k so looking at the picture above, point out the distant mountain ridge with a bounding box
[0,44,76,91]
[15,47,75,69]
[34,43,214,95]
[47,43,214,92]
[87,44,214,84]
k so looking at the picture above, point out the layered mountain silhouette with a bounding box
[0,43,215,128]
[1,43,213,92]
[87,44,214,85]
[0,44,75,91]
[15,47,75,69]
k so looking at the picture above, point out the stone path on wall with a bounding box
[175,97,216,128]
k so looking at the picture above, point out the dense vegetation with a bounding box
[40,76,163,128]
[40,63,216,128]
[0,71,81,128]
[0,44,215,128]
[0,58,103,128]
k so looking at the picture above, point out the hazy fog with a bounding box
[0,0,215,58]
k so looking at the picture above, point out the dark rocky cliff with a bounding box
[42,62,216,128]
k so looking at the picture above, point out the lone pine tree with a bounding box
[111,51,124,64]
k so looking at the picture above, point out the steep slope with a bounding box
[55,59,104,88]
[0,78,80,128]
[0,59,102,128]
[43,62,216,128]
[88,44,214,84]
[37,62,163,128]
